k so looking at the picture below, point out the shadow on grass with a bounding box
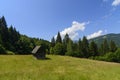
[44,57,51,60]
[35,57,51,60]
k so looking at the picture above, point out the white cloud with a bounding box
[102,7,116,19]
[112,0,120,6]
[102,13,112,19]
[87,30,103,39]
[55,21,88,40]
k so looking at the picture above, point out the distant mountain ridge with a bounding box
[89,33,120,47]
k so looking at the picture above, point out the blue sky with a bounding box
[0,0,120,40]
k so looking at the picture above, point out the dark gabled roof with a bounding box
[32,46,41,54]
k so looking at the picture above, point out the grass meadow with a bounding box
[0,55,120,80]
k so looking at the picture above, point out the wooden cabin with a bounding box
[32,46,46,59]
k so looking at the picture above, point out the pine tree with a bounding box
[56,32,62,43]
[50,47,54,54]
[99,43,104,55]
[73,42,79,57]
[63,33,70,53]
[53,43,65,55]
[81,36,89,58]
[110,40,117,52]
[16,35,31,54]
[0,35,2,44]
[89,41,98,56]
[63,33,70,45]
[1,16,7,27]
[77,38,83,57]
[0,44,6,54]
[66,39,74,56]
[0,16,9,49]
[100,39,109,55]
[51,37,55,47]
[8,26,20,51]
[103,39,109,54]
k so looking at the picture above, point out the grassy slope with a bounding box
[0,55,120,80]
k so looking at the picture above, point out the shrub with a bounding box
[53,43,65,55]
[54,43,65,55]
[104,52,116,62]
[50,47,54,54]
[0,45,6,54]
[114,49,120,62]
[6,51,15,55]
[94,56,106,61]
[98,49,120,63]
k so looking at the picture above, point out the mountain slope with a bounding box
[89,33,120,47]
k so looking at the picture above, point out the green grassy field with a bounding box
[0,55,120,80]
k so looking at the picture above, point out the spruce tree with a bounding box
[8,26,20,51]
[1,16,7,27]
[56,32,62,43]
[50,47,54,54]
[103,39,109,54]
[73,42,79,57]
[51,37,55,47]
[0,44,6,54]
[66,39,74,56]
[110,40,117,52]
[89,41,98,56]
[63,33,70,45]
[100,39,109,55]
[0,35,2,44]
[53,43,65,55]
[63,33,70,53]
[99,43,104,55]
[81,36,89,58]
[78,38,83,57]
[0,16,9,49]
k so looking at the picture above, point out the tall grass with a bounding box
[0,55,120,80]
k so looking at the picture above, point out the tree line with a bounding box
[0,16,50,54]
[0,16,120,63]
[50,32,120,63]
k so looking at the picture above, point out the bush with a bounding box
[94,56,106,61]
[104,52,116,62]
[0,45,6,54]
[53,43,65,55]
[6,50,15,55]
[96,49,120,63]
[114,49,120,62]
[50,47,54,54]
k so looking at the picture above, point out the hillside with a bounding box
[0,55,120,80]
[89,33,120,47]
[0,16,50,54]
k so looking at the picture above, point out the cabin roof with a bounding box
[32,46,41,54]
